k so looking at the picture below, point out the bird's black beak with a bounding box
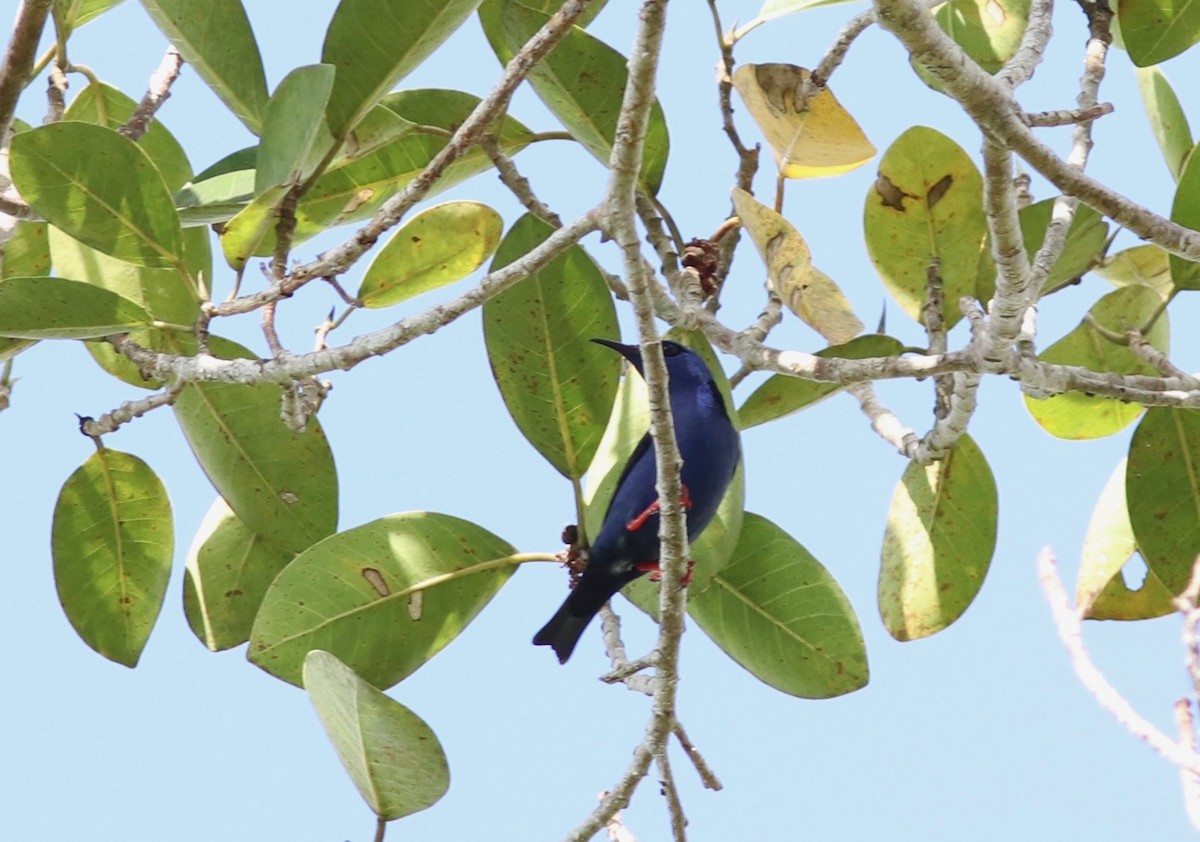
[591,337,641,366]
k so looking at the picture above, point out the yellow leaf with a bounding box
[731,188,863,343]
[732,63,875,179]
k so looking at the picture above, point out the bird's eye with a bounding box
[662,343,682,357]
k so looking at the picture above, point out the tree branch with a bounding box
[1037,548,1200,777]
[870,0,1200,261]
[119,46,183,141]
[0,0,54,137]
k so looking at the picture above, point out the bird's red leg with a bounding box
[626,484,693,532]
[635,559,696,585]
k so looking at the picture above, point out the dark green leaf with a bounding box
[1170,143,1200,290]
[52,449,173,667]
[11,123,184,268]
[688,513,868,698]
[65,81,193,191]
[1127,407,1200,592]
[491,2,670,193]
[304,651,450,820]
[483,213,620,478]
[1119,0,1200,66]
[249,512,516,687]
[256,64,336,193]
[0,276,152,339]
[173,370,338,554]
[322,0,484,138]
[138,0,269,133]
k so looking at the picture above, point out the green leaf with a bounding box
[732,0,866,39]
[1118,0,1200,66]
[138,0,269,134]
[1170,143,1200,290]
[173,372,338,555]
[1127,406,1200,592]
[218,184,289,271]
[249,512,516,688]
[491,2,670,193]
[55,0,127,33]
[583,330,745,602]
[863,126,991,328]
[739,334,905,429]
[935,0,1032,73]
[483,213,621,478]
[52,448,173,667]
[322,0,484,138]
[1079,458,1175,621]
[48,225,203,326]
[0,276,152,339]
[360,201,503,308]
[183,497,296,651]
[175,166,257,227]
[1094,244,1173,298]
[478,0,607,54]
[1024,285,1167,439]
[879,433,997,641]
[1018,198,1109,295]
[65,81,194,191]
[11,123,184,269]
[1137,66,1194,182]
[256,64,337,193]
[304,651,450,820]
[286,89,533,244]
[175,90,533,232]
[1,222,51,278]
[687,513,868,698]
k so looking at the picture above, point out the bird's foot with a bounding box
[625,484,693,532]
[635,559,696,585]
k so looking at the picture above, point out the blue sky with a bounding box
[3,1,1200,839]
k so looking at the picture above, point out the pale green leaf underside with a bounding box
[304,651,450,820]
[52,448,173,667]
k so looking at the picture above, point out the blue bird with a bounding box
[533,338,741,663]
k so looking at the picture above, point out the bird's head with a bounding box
[592,338,714,392]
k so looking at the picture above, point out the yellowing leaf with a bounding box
[359,201,503,308]
[731,188,863,343]
[732,63,874,179]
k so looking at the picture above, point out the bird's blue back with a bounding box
[584,346,740,587]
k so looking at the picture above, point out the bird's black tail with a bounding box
[532,597,594,664]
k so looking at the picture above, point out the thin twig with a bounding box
[657,749,687,842]
[672,723,722,791]
[1037,548,1200,777]
[79,383,184,437]
[1127,328,1187,378]
[480,134,562,226]
[119,46,183,141]
[1021,103,1114,127]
